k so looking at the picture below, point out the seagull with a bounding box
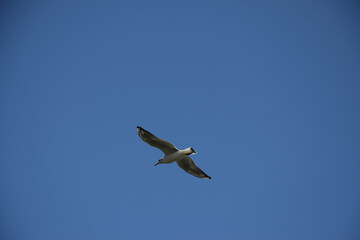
[137,126,211,179]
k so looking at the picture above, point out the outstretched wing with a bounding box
[176,156,211,179]
[137,126,178,155]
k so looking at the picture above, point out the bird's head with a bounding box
[154,158,163,166]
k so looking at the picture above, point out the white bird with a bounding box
[137,126,211,179]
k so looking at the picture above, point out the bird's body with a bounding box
[161,148,195,164]
[136,126,211,179]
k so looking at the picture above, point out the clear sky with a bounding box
[1,1,360,239]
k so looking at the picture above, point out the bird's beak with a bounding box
[154,162,159,166]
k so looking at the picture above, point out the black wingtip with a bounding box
[208,176,212,179]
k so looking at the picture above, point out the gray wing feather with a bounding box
[137,126,178,155]
[176,156,211,179]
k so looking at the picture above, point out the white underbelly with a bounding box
[163,151,186,163]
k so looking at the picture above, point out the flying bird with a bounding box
[137,126,211,179]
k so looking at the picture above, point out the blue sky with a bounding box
[1,0,360,239]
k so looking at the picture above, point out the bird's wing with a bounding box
[176,156,211,179]
[137,126,178,155]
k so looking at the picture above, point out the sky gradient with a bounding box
[1,1,360,239]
